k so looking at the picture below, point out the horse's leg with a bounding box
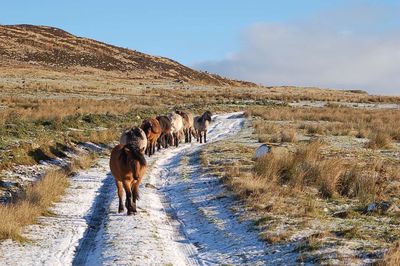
[123,180,134,215]
[196,129,200,142]
[149,142,152,156]
[148,142,152,157]
[199,131,203,144]
[153,140,156,154]
[157,136,161,151]
[131,183,139,213]
[189,128,192,143]
[116,180,124,213]
[204,131,207,143]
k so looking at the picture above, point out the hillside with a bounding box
[0,24,255,86]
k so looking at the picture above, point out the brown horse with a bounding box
[194,111,212,143]
[176,110,194,143]
[141,118,161,157]
[110,143,147,215]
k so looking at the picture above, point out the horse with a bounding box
[167,112,184,147]
[156,115,172,150]
[141,118,161,157]
[110,143,147,215]
[194,111,212,143]
[175,110,194,143]
[119,127,147,154]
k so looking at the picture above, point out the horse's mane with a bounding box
[201,111,212,122]
[123,143,147,166]
[141,120,152,133]
[142,119,160,135]
[130,127,145,140]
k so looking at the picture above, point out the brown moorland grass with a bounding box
[366,131,393,149]
[253,141,393,201]
[0,170,69,241]
[0,149,97,242]
[246,105,400,146]
[381,242,400,266]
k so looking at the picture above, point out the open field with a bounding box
[1,75,399,264]
[1,25,400,265]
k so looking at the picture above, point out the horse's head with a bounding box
[203,111,212,122]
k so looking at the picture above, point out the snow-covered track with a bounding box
[0,113,279,266]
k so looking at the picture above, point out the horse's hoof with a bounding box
[118,209,124,213]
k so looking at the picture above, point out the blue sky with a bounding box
[2,1,400,95]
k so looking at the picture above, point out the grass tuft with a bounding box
[0,170,69,241]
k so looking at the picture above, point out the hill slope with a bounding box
[0,24,255,86]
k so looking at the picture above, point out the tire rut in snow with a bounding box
[72,173,115,266]
[163,149,269,264]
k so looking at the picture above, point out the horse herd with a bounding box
[110,110,212,215]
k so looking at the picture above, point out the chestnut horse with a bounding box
[176,110,194,143]
[141,118,161,157]
[156,115,172,150]
[110,143,147,215]
[194,111,212,143]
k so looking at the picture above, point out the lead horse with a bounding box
[110,143,147,215]
[194,111,212,143]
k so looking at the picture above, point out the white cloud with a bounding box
[193,5,400,95]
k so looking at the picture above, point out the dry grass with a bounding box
[69,152,96,172]
[253,141,391,201]
[247,105,400,143]
[382,243,400,266]
[0,170,69,241]
[0,146,99,242]
[254,141,344,198]
[366,132,393,149]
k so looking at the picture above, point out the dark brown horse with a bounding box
[141,118,161,157]
[194,111,212,143]
[110,143,147,215]
[156,115,172,150]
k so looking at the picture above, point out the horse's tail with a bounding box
[130,146,147,166]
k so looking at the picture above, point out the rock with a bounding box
[255,144,271,159]
[333,210,349,218]
[364,201,400,214]
[366,203,377,213]
[145,183,158,189]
